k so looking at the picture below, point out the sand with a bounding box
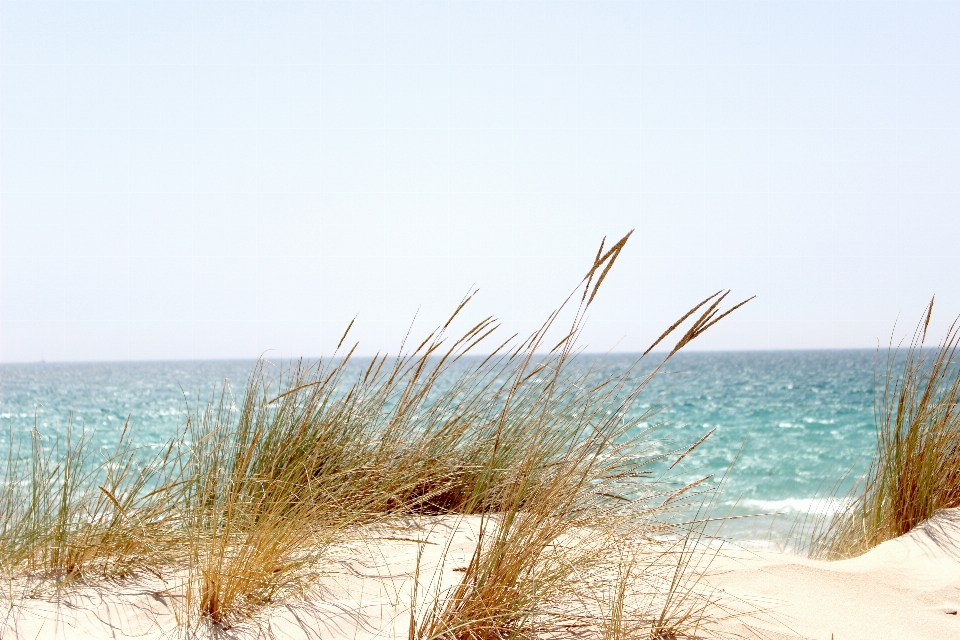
[706,507,960,640]
[4,510,960,639]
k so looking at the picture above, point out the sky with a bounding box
[2,0,960,363]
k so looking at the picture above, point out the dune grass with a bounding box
[0,418,183,588]
[410,237,749,639]
[813,299,960,558]
[0,232,748,637]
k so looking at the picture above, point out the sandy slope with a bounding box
[709,507,960,640]
[4,511,960,639]
[2,517,481,640]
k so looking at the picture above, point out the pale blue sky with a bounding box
[2,1,960,362]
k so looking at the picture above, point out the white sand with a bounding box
[3,517,482,640]
[5,510,960,639]
[706,507,960,640]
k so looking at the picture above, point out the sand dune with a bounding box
[5,511,960,639]
[710,507,960,640]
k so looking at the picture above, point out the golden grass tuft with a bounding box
[411,236,747,640]
[814,298,960,558]
[0,232,749,637]
[0,418,183,587]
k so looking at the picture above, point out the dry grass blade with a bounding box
[586,230,634,306]
[642,291,721,357]
[582,236,608,303]
[667,292,755,358]
[668,429,716,472]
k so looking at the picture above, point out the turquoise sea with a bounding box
[0,351,878,543]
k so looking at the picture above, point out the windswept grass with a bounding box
[0,419,182,587]
[813,298,960,558]
[0,232,750,637]
[412,237,749,639]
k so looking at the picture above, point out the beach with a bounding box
[6,0,960,636]
[2,509,957,639]
[0,351,944,638]
[0,307,951,639]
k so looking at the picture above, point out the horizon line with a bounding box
[0,346,888,367]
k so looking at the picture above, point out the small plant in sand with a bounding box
[814,298,960,558]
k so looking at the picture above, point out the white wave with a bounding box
[743,497,852,516]
[778,421,804,429]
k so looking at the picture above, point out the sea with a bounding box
[0,350,879,545]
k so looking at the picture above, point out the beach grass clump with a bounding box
[1,232,748,637]
[814,299,960,558]
[175,235,647,627]
[410,237,749,639]
[0,420,182,587]
[172,310,548,626]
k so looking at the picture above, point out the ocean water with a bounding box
[0,351,878,542]
[634,350,875,542]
